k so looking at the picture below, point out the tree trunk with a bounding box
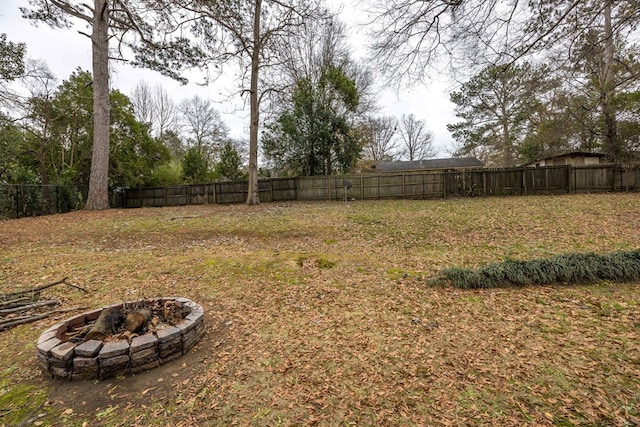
[246,0,262,205]
[601,0,619,163]
[85,0,110,210]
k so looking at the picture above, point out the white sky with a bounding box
[1,0,458,156]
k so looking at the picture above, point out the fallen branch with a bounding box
[0,313,45,326]
[0,300,59,315]
[1,277,88,299]
[0,296,33,309]
[0,306,88,331]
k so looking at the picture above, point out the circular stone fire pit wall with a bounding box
[36,297,205,381]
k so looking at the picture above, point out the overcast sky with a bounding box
[1,0,458,155]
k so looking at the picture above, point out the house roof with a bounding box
[369,158,484,172]
[522,151,606,166]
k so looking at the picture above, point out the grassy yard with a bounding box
[0,193,639,426]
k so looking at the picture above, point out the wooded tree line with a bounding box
[369,0,640,167]
[0,64,247,192]
[2,0,640,208]
[1,4,436,204]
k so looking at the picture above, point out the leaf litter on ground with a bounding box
[0,194,639,426]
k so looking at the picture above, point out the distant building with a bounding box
[361,158,484,173]
[522,151,606,167]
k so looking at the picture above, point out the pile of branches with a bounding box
[430,250,640,289]
[0,277,87,331]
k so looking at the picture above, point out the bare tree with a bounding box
[130,82,178,139]
[153,85,178,139]
[22,0,205,210]
[277,15,377,119]
[367,1,639,80]
[179,95,229,162]
[130,81,155,127]
[367,0,640,162]
[360,115,399,162]
[398,114,436,160]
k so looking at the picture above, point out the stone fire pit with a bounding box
[36,297,205,381]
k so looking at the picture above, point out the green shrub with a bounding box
[431,250,640,289]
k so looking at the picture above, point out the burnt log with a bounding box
[124,308,152,333]
[85,308,123,341]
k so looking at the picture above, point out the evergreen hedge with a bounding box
[430,250,640,289]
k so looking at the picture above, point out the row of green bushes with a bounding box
[431,250,640,289]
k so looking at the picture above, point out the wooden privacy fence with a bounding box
[123,164,640,208]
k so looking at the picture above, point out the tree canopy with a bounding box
[263,64,362,176]
[21,0,205,209]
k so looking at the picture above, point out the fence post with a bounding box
[482,171,487,196]
[15,186,20,218]
[270,179,274,202]
[443,172,447,198]
[522,168,527,196]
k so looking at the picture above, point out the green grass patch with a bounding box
[0,370,47,426]
[431,250,640,289]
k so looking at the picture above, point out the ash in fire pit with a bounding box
[36,297,205,381]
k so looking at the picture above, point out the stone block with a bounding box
[183,336,200,354]
[130,347,158,365]
[159,339,182,358]
[73,364,99,374]
[44,322,64,334]
[175,318,197,334]
[130,334,158,353]
[99,340,129,359]
[36,353,49,370]
[156,326,181,344]
[131,356,158,368]
[66,314,86,330]
[185,309,204,324]
[100,354,130,368]
[99,365,130,381]
[37,337,61,356]
[54,324,68,340]
[50,366,71,379]
[50,342,76,361]
[75,340,103,358]
[73,356,98,369]
[37,330,57,345]
[48,357,71,369]
[182,328,197,343]
[72,363,99,379]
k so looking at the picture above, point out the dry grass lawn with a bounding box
[1,193,639,426]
